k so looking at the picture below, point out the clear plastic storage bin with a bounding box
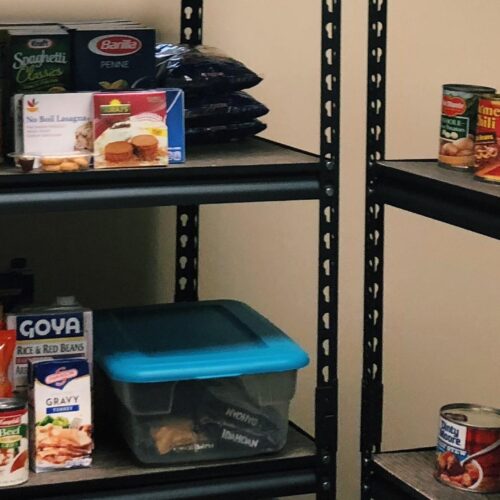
[95,300,309,464]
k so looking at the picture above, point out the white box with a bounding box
[20,92,93,163]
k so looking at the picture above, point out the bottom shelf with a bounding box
[372,449,500,499]
[4,424,317,500]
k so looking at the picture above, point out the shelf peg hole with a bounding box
[325,22,333,40]
[180,234,189,248]
[323,258,330,277]
[183,27,193,41]
[323,285,330,304]
[179,256,188,270]
[323,339,330,356]
[178,277,187,291]
[180,213,189,227]
[322,366,330,383]
[184,6,193,19]
[322,313,330,330]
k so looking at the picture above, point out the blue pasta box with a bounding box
[71,27,156,91]
[165,88,185,164]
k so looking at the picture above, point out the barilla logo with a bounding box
[88,35,142,57]
[28,38,53,50]
[0,415,21,427]
[17,313,83,340]
[45,367,78,387]
[26,98,39,113]
[443,96,467,117]
[100,98,130,115]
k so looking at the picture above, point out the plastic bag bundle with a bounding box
[156,44,268,144]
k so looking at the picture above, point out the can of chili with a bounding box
[0,398,28,487]
[475,94,500,183]
[439,84,495,171]
[436,403,500,493]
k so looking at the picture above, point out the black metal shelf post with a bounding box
[175,0,203,302]
[316,0,341,498]
[361,0,387,497]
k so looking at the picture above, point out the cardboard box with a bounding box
[16,92,93,160]
[166,89,185,164]
[29,358,93,472]
[71,27,155,91]
[7,300,93,393]
[93,91,168,168]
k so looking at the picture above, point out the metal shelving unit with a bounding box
[0,1,340,498]
[361,1,500,499]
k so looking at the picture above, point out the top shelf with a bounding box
[0,139,320,214]
[375,160,500,240]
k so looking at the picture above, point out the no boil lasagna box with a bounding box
[15,92,93,162]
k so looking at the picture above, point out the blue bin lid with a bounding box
[95,300,309,383]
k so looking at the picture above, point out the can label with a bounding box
[0,408,28,487]
[438,85,495,170]
[475,97,500,183]
[437,414,500,492]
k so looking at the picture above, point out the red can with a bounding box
[475,95,500,183]
[436,404,500,493]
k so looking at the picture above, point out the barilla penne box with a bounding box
[29,358,93,472]
[6,297,92,394]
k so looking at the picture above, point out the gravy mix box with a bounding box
[165,88,185,164]
[93,91,168,168]
[29,358,93,472]
[6,298,92,394]
[15,92,93,163]
[71,27,155,91]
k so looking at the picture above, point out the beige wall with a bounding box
[2,1,500,500]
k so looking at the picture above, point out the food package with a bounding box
[186,119,266,145]
[0,329,15,397]
[6,296,93,394]
[93,91,168,168]
[165,88,185,164]
[29,358,93,472]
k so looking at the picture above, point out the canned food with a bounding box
[436,403,500,493]
[475,94,500,183]
[0,398,28,487]
[438,84,495,171]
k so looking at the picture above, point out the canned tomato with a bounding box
[436,404,500,493]
[474,94,500,183]
[439,84,495,171]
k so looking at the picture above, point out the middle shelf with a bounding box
[375,160,500,240]
[0,139,320,214]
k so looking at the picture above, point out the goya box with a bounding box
[29,358,93,472]
[93,91,168,168]
[71,27,155,91]
[2,28,71,94]
[6,296,92,394]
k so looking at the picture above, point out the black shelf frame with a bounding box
[361,1,500,499]
[0,1,341,499]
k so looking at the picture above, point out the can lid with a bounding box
[443,84,496,94]
[442,404,500,428]
[0,397,26,411]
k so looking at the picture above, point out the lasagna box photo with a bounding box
[93,90,168,168]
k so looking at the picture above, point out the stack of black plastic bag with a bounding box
[156,44,269,144]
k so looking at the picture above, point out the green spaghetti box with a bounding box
[3,27,71,94]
